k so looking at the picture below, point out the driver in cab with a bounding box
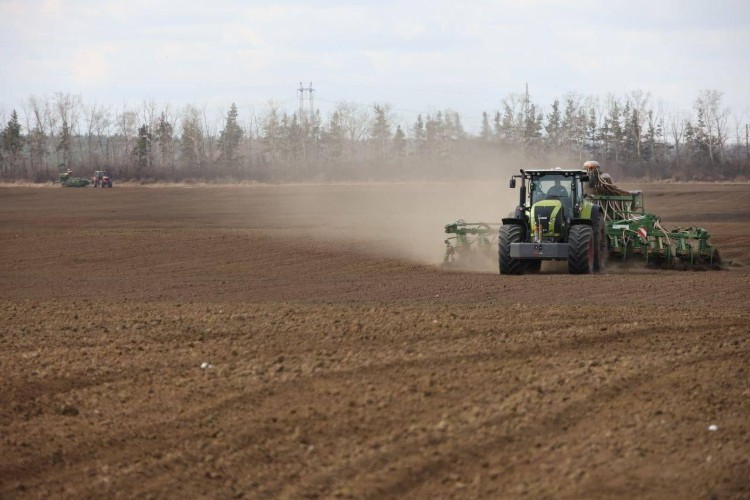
[546,179,569,198]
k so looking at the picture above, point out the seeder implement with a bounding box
[58,169,91,187]
[443,220,499,267]
[586,161,723,270]
[605,214,721,269]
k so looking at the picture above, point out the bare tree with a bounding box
[694,89,728,166]
[82,102,113,169]
[626,90,651,161]
[24,96,52,179]
[201,104,219,175]
[180,104,205,175]
[114,103,138,175]
[154,106,176,177]
[369,103,393,160]
[53,93,83,170]
[498,92,525,143]
[336,102,369,143]
[668,107,689,171]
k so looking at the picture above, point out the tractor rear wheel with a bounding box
[499,224,524,275]
[591,208,608,272]
[568,225,594,274]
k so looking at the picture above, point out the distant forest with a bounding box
[0,89,748,183]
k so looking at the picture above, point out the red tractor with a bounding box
[92,170,113,188]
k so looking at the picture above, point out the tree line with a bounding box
[0,89,748,183]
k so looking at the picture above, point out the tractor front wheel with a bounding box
[499,224,524,275]
[568,224,594,274]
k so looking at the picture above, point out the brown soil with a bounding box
[1,183,749,499]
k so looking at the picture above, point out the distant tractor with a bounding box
[92,170,113,188]
[500,167,607,274]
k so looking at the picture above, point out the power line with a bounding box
[313,97,486,124]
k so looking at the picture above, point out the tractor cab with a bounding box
[509,168,590,240]
[530,174,578,234]
[531,174,575,205]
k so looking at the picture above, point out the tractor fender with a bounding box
[577,203,603,221]
[569,218,593,226]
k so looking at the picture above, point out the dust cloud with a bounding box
[256,181,519,268]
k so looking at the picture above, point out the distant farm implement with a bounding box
[443,161,723,273]
[58,169,90,187]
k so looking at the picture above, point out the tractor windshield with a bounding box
[531,175,573,205]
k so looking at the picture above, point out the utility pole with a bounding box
[297,82,315,119]
[746,123,749,170]
[523,82,530,158]
[298,82,305,118]
[524,82,529,120]
[308,82,315,118]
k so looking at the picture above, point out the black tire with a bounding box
[568,224,594,274]
[591,208,608,273]
[499,224,524,275]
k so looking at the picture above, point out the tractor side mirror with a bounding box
[509,178,516,189]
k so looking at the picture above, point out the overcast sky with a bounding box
[1,0,749,131]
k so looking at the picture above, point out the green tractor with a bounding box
[500,167,607,274]
[499,162,723,274]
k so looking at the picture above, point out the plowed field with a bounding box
[1,183,749,498]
